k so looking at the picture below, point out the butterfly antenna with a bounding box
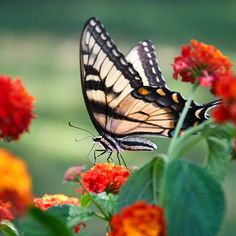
[75,135,93,142]
[68,122,95,136]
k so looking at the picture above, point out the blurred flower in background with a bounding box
[81,163,130,194]
[0,201,14,222]
[109,201,166,236]
[64,165,85,182]
[34,194,84,234]
[0,75,35,141]
[34,194,80,211]
[0,148,33,217]
[173,40,233,88]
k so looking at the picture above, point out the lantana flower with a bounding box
[0,148,33,216]
[212,75,236,125]
[0,201,14,221]
[173,40,233,88]
[33,194,80,211]
[34,194,84,234]
[81,163,130,194]
[64,165,85,182]
[109,201,166,236]
[0,75,35,141]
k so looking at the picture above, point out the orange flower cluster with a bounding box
[81,163,130,194]
[0,148,33,216]
[0,201,14,221]
[109,201,166,236]
[0,75,35,141]
[34,194,84,234]
[34,194,80,211]
[213,75,236,125]
[173,40,233,88]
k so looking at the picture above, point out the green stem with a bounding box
[152,158,159,205]
[168,119,213,160]
[94,212,106,220]
[168,82,199,161]
[78,179,110,220]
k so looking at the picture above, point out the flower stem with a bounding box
[153,158,159,205]
[78,179,110,220]
[168,82,199,161]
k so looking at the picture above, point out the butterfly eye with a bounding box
[137,87,150,96]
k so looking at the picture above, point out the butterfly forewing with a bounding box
[80,17,143,133]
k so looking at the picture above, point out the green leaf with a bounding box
[204,123,234,182]
[170,120,234,182]
[118,157,165,210]
[47,205,94,228]
[162,160,225,236]
[29,207,73,236]
[0,221,19,236]
[80,193,92,207]
[92,193,118,217]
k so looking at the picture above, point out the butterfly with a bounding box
[80,17,219,162]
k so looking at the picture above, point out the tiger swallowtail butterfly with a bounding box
[80,17,219,161]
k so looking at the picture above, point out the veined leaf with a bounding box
[0,221,19,236]
[92,193,118,217]
[118,157,165,210]
[16,207,73,236]
[47,205,94,228]
[203,123,234,182]
[162,160,225,236]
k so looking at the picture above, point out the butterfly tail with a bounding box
[182,99,221,130]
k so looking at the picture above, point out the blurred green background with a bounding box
[1,0,235,235]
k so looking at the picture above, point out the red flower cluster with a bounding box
[0,75,35,141]
[34,194,80,211]
[109,201,166,236]
[173,40,233,88]
[81,163,130,194]
[0,201,14,221]
[212,75,236,125]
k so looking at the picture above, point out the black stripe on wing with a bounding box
[81,17,143,89]
[126,39,166,87]
[80,17,147,135]
[132,86,220,133]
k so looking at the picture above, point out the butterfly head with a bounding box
[93,136,102,144]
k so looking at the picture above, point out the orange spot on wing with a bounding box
[172,93,179,103]
[156,88,166,96]
[138,87,150,95]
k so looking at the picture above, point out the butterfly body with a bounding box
[80,17,219,159]
[93,135,157,154]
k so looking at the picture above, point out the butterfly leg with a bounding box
[106,152,113,163]
[94,149,107,163]
[117,153,127,168]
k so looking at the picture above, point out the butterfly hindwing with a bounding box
[126,40,166,87]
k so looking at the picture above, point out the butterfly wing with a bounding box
[126,40,166,87]
[80,17,216,140]
[80,17,143,134]
[107,86,219,138]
